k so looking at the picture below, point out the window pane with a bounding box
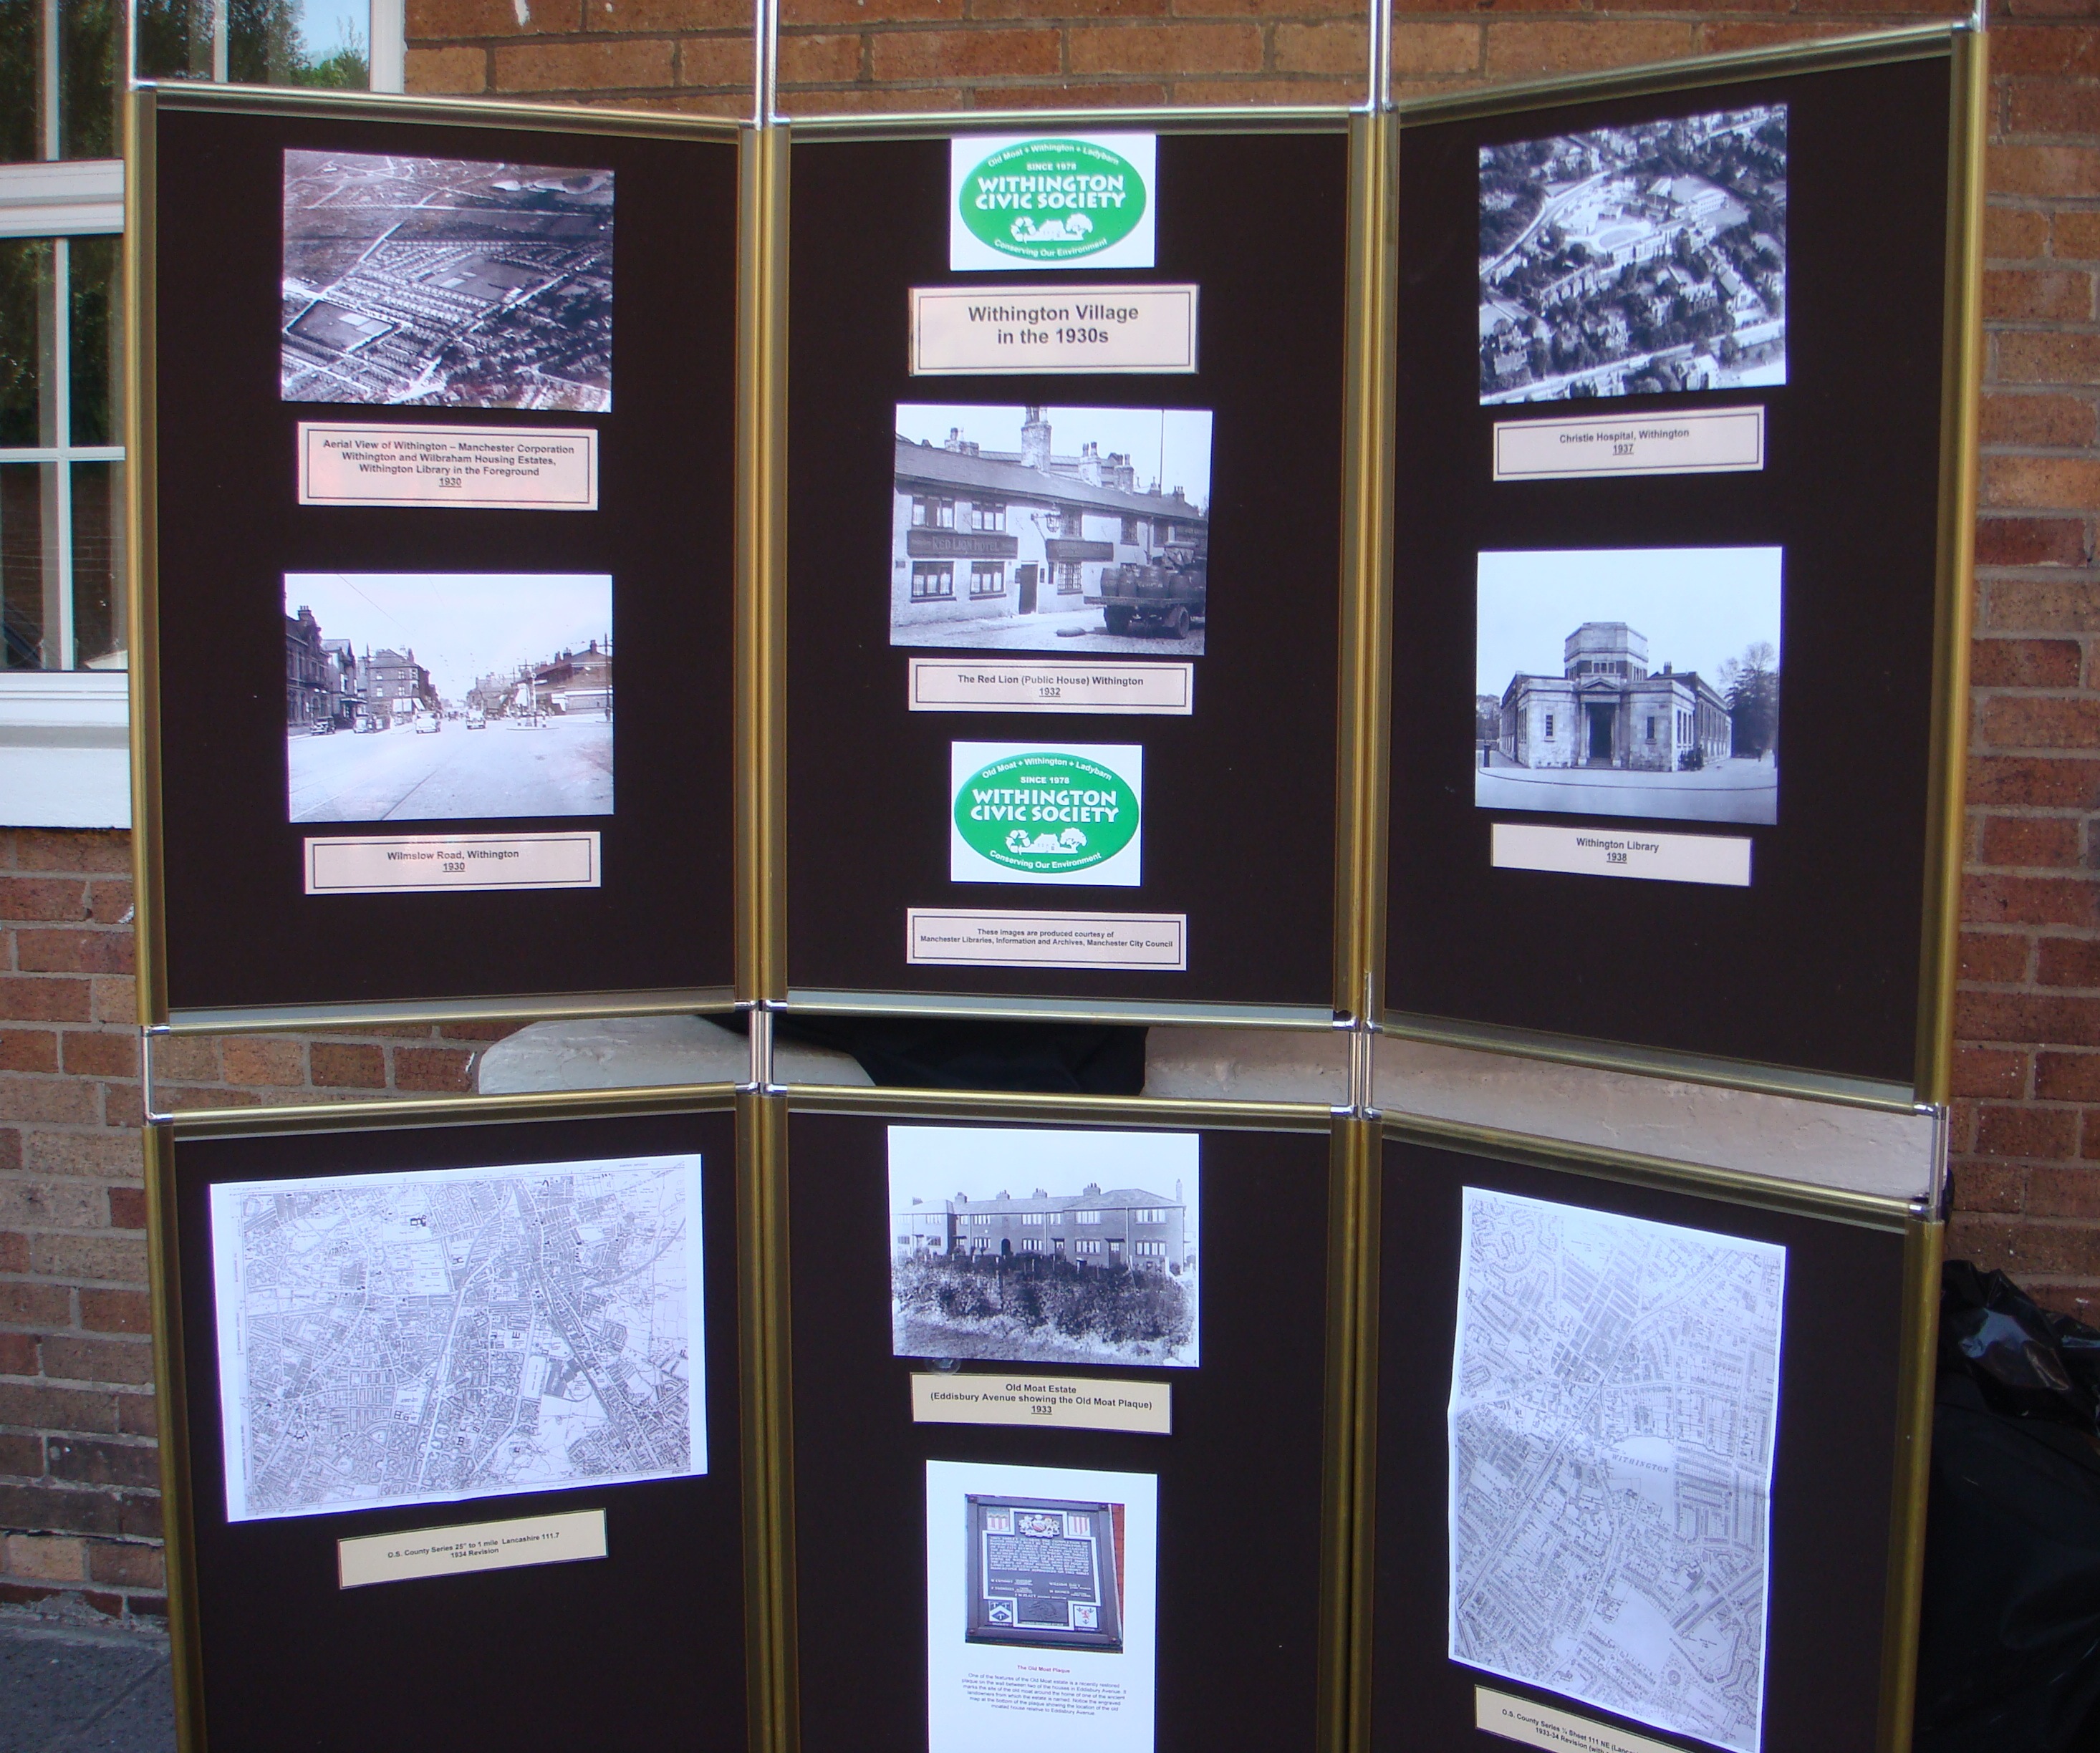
[70,460,122,668]
[231,0,370,89]
[135,0,216,81]
[0,463,56,670]
[0,239,56,448]
[67,235,121,447]
[0,0,42,165]
[59,0,120,160]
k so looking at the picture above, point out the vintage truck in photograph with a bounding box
[1084,542,1208,639]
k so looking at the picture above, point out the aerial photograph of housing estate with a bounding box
[284,571,614,824]
[281,150,614,410]
[1479,105,1787,405]
[1475,547,1783,826]
[892,404,1213,654]
[888,1126,1200,1368]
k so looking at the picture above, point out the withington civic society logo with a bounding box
[950,744,1143,886]
[949,135,1157,272]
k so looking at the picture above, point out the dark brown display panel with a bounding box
[786,1111,1331,1751]
[167,1109,744,1752]
[1372,1137,1909,1753]
[1384,52,1955,1083]
[147,99,737,1016]
[785,130,1349,1011]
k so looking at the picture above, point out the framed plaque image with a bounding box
[132,87,739,1025]
[1371,1133,1930,1753]
[782,120,1352,1018]
[1382,33,1980,1086]
[785,1106,1331,1753]
[150,1104,746,1751]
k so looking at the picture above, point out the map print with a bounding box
[1448,1189,1785,1753]
[210,1154,704,1522]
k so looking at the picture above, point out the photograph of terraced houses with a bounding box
[281,149,614,410]
[1479,105,1787,405]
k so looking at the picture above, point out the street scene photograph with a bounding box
[284,571,614,824]
[891,403,1212,654]
[889,1126,1200,1369]
[1479,105,1787,405]
[281,148,614,410]
[1475,546,1783,826]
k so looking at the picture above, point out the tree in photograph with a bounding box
[1475,695,1503,749]
[1720,640,1781,759]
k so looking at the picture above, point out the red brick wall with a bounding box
[0,829,515,1625]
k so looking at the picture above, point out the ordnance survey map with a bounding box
[1448,1189,1785,1753]
[209,1154,705,1522]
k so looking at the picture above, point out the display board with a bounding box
[154,1105,744,1750]
[1383,42,1968,1083]
[784,1109,1332,1752]
[135,89,739,1021]
[1372,1134,1921,1753]
[782,126,1350,1014]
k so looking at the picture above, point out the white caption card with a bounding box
[908,908,1186,970]
[299,422,599,509]
[1493,407,1765,482]
[1490,823,1751,887]
[912,1375,1171,1435]
[304,831,601,894]
[910,659,1192,715]
[910,285,1197,375]
[339,1510,608,1589]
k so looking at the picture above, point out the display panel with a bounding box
[785,129,1349,1009]
[1374,1136,1910,1753]
[790,1111,1329,1752]
[143,94,737,1016]
[1385,49,1957,1081]
[166,1108,745,1751]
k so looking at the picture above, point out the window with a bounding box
[1054,561,1082,596]
[1543,713,1554,738]
[1021,1212,1044,1226]
[911,496,955,529]
[1131,1208,1167,1224]
[133,0,405,91]
[968,561,1005,599]
[1646,716,1656,740]
[970,501,1004,532]
[910,562,954,602]
[1074,1209,1102,1225]
[1135,1241,1167,1258]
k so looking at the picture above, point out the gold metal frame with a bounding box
[124,82,740,1036]
[127,29,1980,1752]
[1372,19,1986,1116]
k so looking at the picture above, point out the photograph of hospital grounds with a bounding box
[1479,105,1786,405]
[285,571,614,824]
[892,404,1213,655]
[1475,547,1782,827]
[890,1127,1200,1369]
[281,150,613,410]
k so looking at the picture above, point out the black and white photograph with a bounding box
[1475,547,1783,826]
[889,1126,1199,1369]
[284,571,614,824]
[1479,105,1787,405]
[891,404,1213,653]
[281,149,614,410]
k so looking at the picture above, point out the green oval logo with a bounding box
[954,751,1140,874]
[958,138,1146,264]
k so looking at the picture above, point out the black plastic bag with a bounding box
[1916,1264,2100,1752]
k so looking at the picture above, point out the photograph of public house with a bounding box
[1475,548,1783,826]
[888,1127,1199,1369]
[281,150,614,410]
[1479,105,1787,405]
[890,404,1213,654]
[284,571,614,824]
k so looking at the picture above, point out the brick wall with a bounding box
[0,829,515,1626]
[7,0,2096,1630]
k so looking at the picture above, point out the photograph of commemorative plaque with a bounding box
[138,89,738,1019]
[1383,43,1964,1083]
[160,1106,746,1750]
[785,1110,1331,1752]
[1371,1135,1916,1753]
[784,125,1349,1011]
